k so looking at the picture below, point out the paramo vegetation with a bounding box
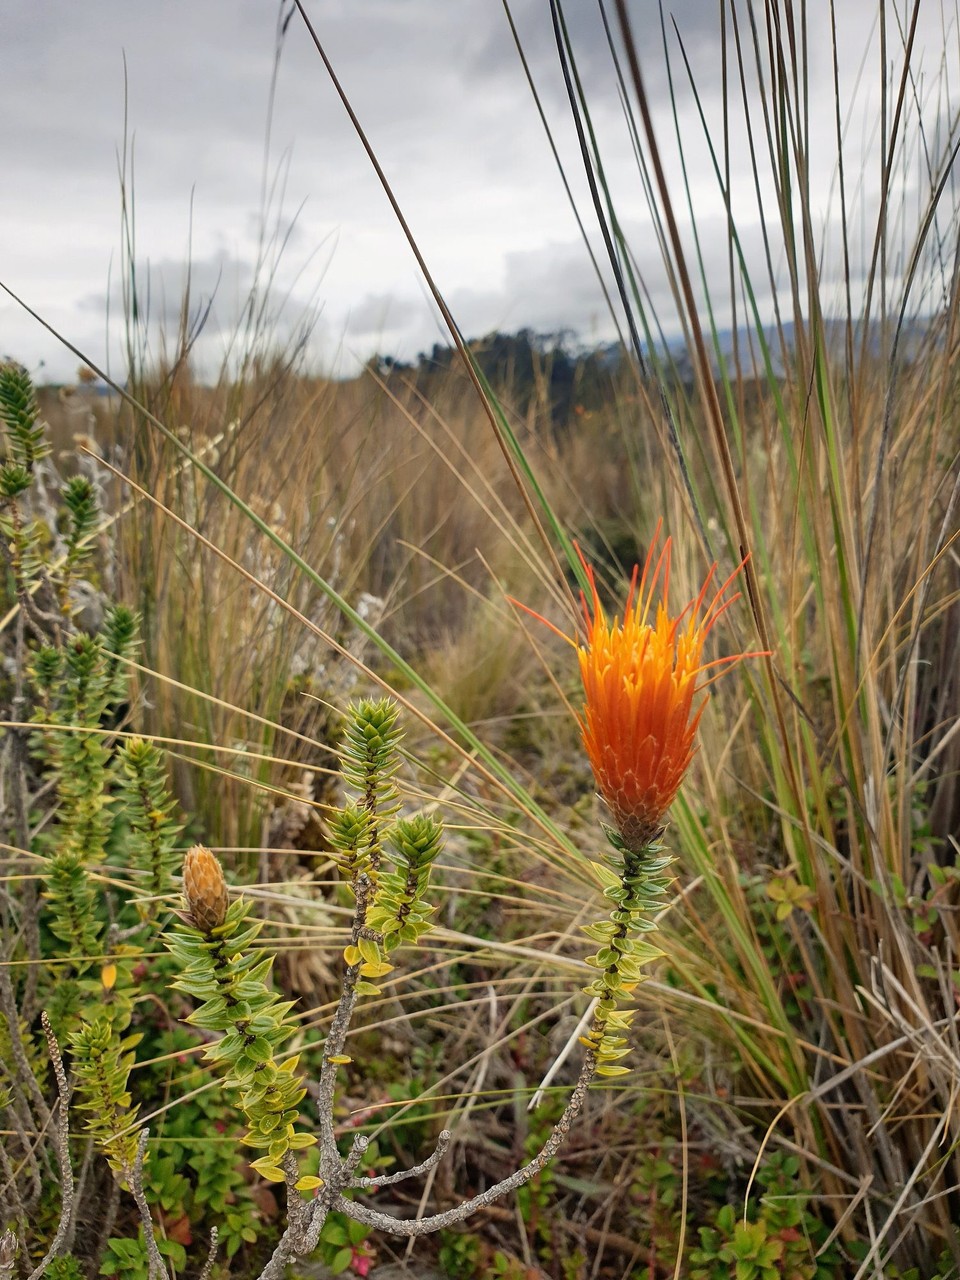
[3,3,960,1279]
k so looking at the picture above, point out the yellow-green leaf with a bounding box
[591,861,621,890]
[250,1158,286,1182]
[357,935,380,965]
[287,1132,318,1150]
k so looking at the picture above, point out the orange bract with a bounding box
[575,532,747,851]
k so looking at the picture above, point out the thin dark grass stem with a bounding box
[500,0,625,348]
[549,0,709,556]
[611,0,806,838]
[290,0,578,609]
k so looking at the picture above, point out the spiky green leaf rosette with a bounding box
[366,813,443,952]
[34,608,140,975]
[339,697,402,834]
[166,846,315,1183]
[114,736,183,918]
[0,361,47,465]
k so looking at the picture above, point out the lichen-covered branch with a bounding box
[330,1043,596,1237]
[128,1131,166,1280]
[197,1228,219,1280]
[26,1014,74,1280]
[348,1129,452,1190]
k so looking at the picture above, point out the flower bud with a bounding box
[182,844,228,932]
[0,1228,19,1273]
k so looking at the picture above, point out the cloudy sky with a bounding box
[1,1,956,384]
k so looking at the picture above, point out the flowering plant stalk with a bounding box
[166,845,317,1186]
[521,526,754,1075]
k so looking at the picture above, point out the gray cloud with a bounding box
[2,1,956,384]
[336,206,793,373]
[344,291,423,336]
[469,1,735,119]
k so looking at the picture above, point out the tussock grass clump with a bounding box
[516,3,960,1273]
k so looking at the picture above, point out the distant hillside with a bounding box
[369,316,939,428]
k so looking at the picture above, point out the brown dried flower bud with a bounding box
[0,1228,18,1272]
[182,844,228,932]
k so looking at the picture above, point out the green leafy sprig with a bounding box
[58,474,100,608]
[114,736,183,918]
[579,839,672,1076]
[0,363,57,611]
[67,1016,143,1179]
[366,813,443,953]
[42,850,103,963]
[329,801,373,883]
[166,847,316,1184]
[0,362,48,468]
[331,700,443,998]
[338,697,402,877]
[0,461,46,598]
[34,608,140,960]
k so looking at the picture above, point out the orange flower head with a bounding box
[574,531,749,851]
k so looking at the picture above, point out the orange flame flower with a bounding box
[571,530,751,851]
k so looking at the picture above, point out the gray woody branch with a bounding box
[256,1040,596,1279]
[330,1048,595,1236]
[26,1014,74,1280]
